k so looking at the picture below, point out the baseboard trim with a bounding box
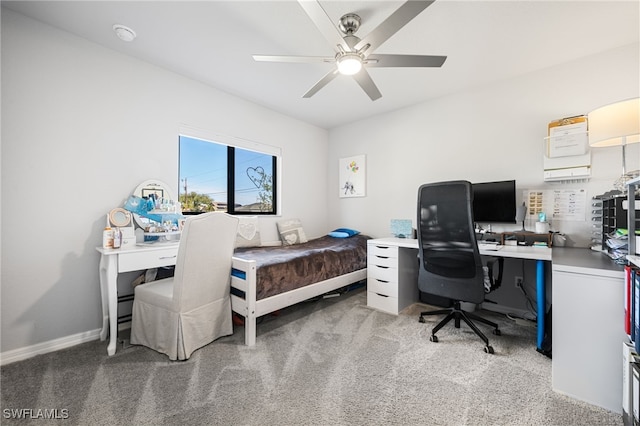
[0,329,102,366]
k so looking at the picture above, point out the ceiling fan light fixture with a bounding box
[337,54,362,75]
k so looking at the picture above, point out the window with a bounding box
[178,134,278,215]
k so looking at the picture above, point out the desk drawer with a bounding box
[367,291,398,315]
[367,252,397,268]
[118,248,178,272]
[368,244,398,259]
[367,264,397,283]
[368,277,398,298]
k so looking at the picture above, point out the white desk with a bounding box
[97,244,179,355]
[367,238,552,349]
[551,248,625,413]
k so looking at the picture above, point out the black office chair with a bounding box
[417,180,504,354]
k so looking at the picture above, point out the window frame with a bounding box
[178,129,281,216]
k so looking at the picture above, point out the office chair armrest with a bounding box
[484,257,504,292]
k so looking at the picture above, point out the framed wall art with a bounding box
[339,154,366,198]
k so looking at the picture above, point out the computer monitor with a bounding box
[472,180,517,224]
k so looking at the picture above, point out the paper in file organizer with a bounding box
[547,116,588,158]
[544,115,591,180]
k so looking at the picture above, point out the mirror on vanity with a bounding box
[108,207,132,228]
[129,180,182,240]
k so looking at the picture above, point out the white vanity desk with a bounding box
[97,179,183,355]
[96,243,179,355]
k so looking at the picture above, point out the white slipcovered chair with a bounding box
[130,212,239,360]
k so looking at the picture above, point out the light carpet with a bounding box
[1,288,622,425]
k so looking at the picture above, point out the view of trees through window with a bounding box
[178,135,277,214]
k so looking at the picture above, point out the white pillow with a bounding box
[277,218,308,246]
[236,216,261,248]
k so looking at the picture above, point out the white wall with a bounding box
[0,9,329,355]
[326,42,639,315]
[327,43,640,245]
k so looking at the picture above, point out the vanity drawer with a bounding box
[368,277,398,298]
[368,244,398,259]
[367,264,397,283]
[118,248,178,272]
[367,291,398,315]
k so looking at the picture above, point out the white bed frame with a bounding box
[230,256,367,346]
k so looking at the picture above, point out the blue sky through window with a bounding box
[179,135,273,207]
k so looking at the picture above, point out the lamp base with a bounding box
[614,169,640,193]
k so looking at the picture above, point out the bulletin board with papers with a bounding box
[524,189,588,221]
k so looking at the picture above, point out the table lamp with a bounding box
[588,97,640,192]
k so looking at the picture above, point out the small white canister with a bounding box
[535,221,550,234]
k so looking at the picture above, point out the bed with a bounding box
[230,234,370,346]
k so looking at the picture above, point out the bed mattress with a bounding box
[233,234,369,300]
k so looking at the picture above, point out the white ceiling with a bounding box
[3,1,639,129]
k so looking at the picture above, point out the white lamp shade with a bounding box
[588,97,640,147]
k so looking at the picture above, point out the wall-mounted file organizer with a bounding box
[543,115,591,182]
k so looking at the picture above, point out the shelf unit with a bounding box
[626,176,640,266]
[624,177,640,425]
[591,197,603,249]
[602,194,640,255]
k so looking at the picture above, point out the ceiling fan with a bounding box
[253,0,447,101]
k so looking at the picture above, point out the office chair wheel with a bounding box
[484,345,494,354]
[429,335,438,343]
[493,329,501,336]
[419,316,425,323]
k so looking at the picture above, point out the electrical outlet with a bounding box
[514,276,523,288]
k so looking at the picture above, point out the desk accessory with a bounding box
[390,219,412,238]
[108,208,131,227]
[106,208,136,249]
[515,202,527,231]
[113,228,122,249]
[535,222,550,234]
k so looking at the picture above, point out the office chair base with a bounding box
[419,302,500,353]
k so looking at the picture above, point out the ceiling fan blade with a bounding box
[355,0,435,52]
[253,55,335,64]
[297,0,351,52]
[303,69,339,98]
[366,54,446,68]
[353,68,382,101]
